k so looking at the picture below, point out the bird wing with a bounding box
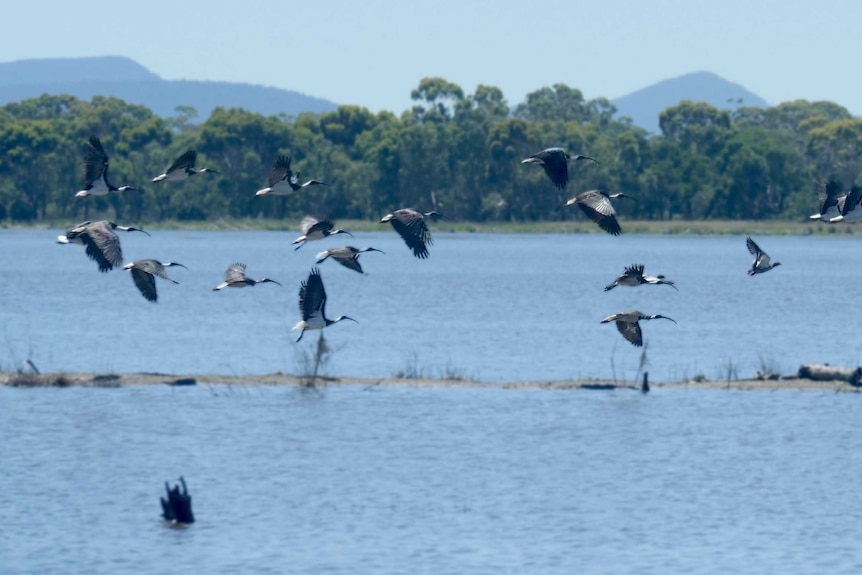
[576,191,621,236]
[225,262,247,282]
[391,210,432,258]
[137,260,174,281]
[745,237,761,256]
[842,186,862,214]
[130,268,158,302]
[308,220,335,235]
[622,264,645,281]
[81,222,122,272]
[165,150,197,173]
[335,253,364,273]
[268,155,292,186]
[299,268,327,321]
[83,137,108,187]
[616,320,643,347]
[816,180,842,214]
[299,216,319,234]
[535,149,568,190]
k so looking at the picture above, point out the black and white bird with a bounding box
[380,209,444,259]
[293,268,356,342]
[152,150,219,182]
[604,264,677,291]
[565,189,634,235]
[521,147,598,190]
[746,237,781,276]
[292,216,352,250]
[75,136,138,198]
[58,220,150,273]
[810,179,844,221]
[255,155,327,196]
[828,185,862,223]
[601,310,677,347]
[213,263,281,290]
[123,260,187,302]
[315,246,385,274]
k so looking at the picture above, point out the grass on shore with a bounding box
[5,218,861,236]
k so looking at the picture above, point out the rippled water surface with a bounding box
[3,229,862,382]
[2,385,861,574]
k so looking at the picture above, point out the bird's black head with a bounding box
[126,226,151,237]
[573,154,599,164]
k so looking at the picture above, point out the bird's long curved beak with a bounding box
[128,227,151,236]
[659,315,677,324]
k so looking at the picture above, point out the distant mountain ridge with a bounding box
[0,56,338,119]
[611,71,769,134]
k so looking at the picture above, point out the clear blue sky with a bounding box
[2,0,860,115]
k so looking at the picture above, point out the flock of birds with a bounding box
[60,139,797,349]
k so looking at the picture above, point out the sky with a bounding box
[2,0,860,115]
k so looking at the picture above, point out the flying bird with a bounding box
[291,216,352,250]
[521,147,598,190]
[601,310,677,347]
[565,189,634,235]
[58,220,150,272]
[255,155,327,196]
[152,150,219,182]
[828,185,862,223]
[746,237,781,276]
[380,209,444,259]
[315,246,385,274]
[604,264,677,291]
[123,259,187,302]
[75,136,138,198]
[293,268,356,342]
[213,263,281,290]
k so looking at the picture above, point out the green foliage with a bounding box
[0,83,852,225]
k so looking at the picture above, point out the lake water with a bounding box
[2,384,861,574]
[4,229,862,573]
[1,228,861,382]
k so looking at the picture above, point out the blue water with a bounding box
[2,228,862,382]
[2,385,861,574]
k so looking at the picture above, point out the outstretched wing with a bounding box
[299,215,319,234]
[299,268,327,321]
[533,148,569,190]
[746,237,761,256]
[130,268,158,302]
[576,191,621,236]
[166,150,197,173]
[83,136,108,187]
[268,155,292,186]
[225,262,247,282]
[616,320,643,347]
[81,222,122,272]
[308,220,335,235]
[391,210,432,259]
[622,264,645,281]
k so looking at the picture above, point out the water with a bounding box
[2,228,861,382]
[2,385,861,574]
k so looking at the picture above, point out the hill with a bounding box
[0,56,338,119]
[612,71,769,134]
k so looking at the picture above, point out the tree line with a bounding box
[1,77,859,224]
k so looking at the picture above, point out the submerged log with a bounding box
[797,364,862,386]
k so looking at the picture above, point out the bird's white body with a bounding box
[76,179,109,198]
[255,181,294,196]
[153,171,187,182]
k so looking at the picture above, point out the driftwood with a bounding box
[797,364,862,386]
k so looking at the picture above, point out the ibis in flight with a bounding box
[746,237,781,276]
[58,220,150,273]
[601,311,677,347]
[255,155,327,196]
[380,209,444,259]
[75,136,138,198]
[152,150,219,182]
[315,246,385,274]
[213,263,281,290]
[123,260,187,302]
[521,147,598,190]
[604,264,677,291]
[292,217,352,250]
[293,268,356,342]
[565,189,634,236]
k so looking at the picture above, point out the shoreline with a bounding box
[2,371,860,392]
[3,219,858,236]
